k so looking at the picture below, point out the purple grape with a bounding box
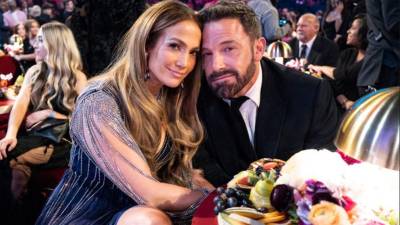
[227,197,238,207]
[213,206,221,215]
[270,184,294,212]
[216,201,226,211]
[217,187,225,194]
[225,188,236,197]
[213,196,223,205]
[236,190,247,200]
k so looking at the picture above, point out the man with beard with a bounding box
[193,0,340,187]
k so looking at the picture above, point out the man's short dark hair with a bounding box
[198,0,262,41]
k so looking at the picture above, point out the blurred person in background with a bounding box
[0,22,87,203]
[59,0,73,22]
[25,19,39,46]
[245,0,291,43]
[3,0,27,30]
[309,15,368,111]
[1,2,8,52]
[28,4,41,22]
[17,0,29,16]
[6,22,36,72]
[321,0,352,50]
[287,13,339,69]
[357,0,400,95]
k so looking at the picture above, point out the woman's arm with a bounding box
[72,91,207,212]
[0,66,37,159]
[308,65,336,79]
[336,94,354,110]
[74,71,88,94]
[14,53,36,61]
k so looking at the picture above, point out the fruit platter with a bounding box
[197,149,399,225]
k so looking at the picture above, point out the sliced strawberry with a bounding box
[263,162,278,171]
[237,176,250,185]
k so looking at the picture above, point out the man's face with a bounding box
[296,16,318,43]
[202,18,264,98]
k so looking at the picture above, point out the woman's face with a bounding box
[30,22,40,37]
[147,19,201,90]
[34,28,48,62]
[346,19,361,47]
[16,23,26,38]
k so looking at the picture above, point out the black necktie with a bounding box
[300,44,307,59]
[230,96,249,143]
[230,96,249,112]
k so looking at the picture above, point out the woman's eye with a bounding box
[169,43,180,50]
[190,50,199,56]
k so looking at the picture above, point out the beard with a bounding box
[207,58,256,99]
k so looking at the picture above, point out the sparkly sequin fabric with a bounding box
[35,81,201,225]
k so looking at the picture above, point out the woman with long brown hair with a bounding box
[0,22,87,200]
[36,1,213,224]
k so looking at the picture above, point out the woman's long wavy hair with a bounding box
[30,22,82,114]
[98,0,204,186]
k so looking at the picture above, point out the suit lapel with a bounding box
[203,93,257,170]
[293,40,300,58]
[307,36,321,64]
[254,59,287,158]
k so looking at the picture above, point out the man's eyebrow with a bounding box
[202,40,236,50]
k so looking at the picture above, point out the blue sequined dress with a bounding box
[36,81,201,225]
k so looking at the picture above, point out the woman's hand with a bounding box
[0,136,17,160]
[308,64,321,73]
[337,95,354,110]
[192,169,215,193]
[25,109,52,128]
[343,100,354,110]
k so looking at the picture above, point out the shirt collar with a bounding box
[299,34,317,50]
[244,63,262,107]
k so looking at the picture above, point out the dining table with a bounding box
[192,191,218,225]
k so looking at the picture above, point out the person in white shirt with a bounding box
[2,0,27,30]
[288,13,339,69]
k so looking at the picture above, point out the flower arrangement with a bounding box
[216,150,399,225]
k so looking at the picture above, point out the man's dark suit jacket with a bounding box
[289,35,339,67]
[193,58,339,187]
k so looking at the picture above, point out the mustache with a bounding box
[208,69,239,81]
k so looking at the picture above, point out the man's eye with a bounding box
[202,52,212,57]
[224,47,233,52]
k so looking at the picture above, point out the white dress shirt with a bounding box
[226,63,262,146]
[298,35,317,59]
